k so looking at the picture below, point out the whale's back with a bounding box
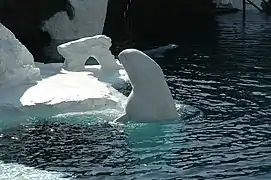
[119,49,179,122]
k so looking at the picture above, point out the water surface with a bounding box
[1,11,271,179]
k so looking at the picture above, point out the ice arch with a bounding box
[57,35,121,72]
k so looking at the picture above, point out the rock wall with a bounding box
[42,0,108,40]
[0,0,75,61]
[128,0,217,46]
[0,0,217,62]
[103,0,217,52]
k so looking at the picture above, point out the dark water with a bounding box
[1,11,271,179]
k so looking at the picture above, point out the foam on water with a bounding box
[0,98,201,133]
[0,161,71,180]
[0,102,125,132]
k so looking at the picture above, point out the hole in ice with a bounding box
[85,56,99,66]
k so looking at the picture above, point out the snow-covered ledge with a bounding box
[0,23,40,87]
[57,35,121,72]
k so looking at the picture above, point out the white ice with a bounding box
[0,24,128,128]
[0,66,127,109]
[42,0,109,40]
[0,23,41,87]
[0,24,129,179]
[57,35,128,86]
[0,161,71,180]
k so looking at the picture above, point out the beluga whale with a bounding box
[114,49,179,123]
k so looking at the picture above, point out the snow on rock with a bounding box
[42,0,108,40]
[0,23,41,87]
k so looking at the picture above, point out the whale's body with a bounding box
[114,49,179,123]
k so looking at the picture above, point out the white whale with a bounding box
[144,44,179,58]
[0,23,177,127]
[114,49,179,123]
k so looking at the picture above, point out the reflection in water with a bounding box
[0,11,271,179]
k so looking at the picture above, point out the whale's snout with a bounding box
[118,49,144,64]
[119,49,136,61]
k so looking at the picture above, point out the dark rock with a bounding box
[0,0,217,63]
[127,0,217,47]
[0,0,74,61]
[104,0,218,55]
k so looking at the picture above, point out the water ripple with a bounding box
[1,11,271,180]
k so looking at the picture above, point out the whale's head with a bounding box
[118,49,166,88]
